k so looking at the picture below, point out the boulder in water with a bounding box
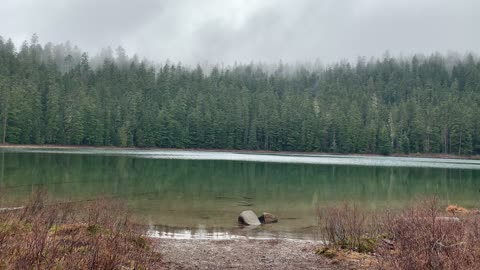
[238,210,261,226]
[258,212,278,224]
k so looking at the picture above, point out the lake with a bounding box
[1,147,480,240]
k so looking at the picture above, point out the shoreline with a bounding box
[155,238,339,270]
[1,143,479,160]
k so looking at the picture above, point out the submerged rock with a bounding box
[238,210,261,226]
[258,212,278,224]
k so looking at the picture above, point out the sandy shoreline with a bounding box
[1,143,479,160]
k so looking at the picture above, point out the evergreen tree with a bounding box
[1,35,480,156]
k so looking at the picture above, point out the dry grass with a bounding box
[316,246,377,269]
[0,190,163,270]
[446,204,470,215]
[446,204,480,216]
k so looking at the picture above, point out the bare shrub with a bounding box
[0,190,163,270]
[317,202,380,253]
[317,198,480,270]
[377,197,480,270]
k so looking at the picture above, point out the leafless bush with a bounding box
[317,198,480,270]
[377,197,480,270]
[317,202,380,253]
[0,190,163,270]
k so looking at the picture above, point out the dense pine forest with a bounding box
[1,35,480,155]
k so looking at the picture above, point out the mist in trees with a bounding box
[1,35,480,155]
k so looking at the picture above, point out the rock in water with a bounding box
[238,210,261,225]
[258,212,278,224]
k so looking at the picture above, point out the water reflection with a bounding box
[146,224,320,241]
[1,148,480,239]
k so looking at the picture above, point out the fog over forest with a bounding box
[1,0,479,65]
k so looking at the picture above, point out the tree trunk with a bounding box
[2,97,7,144]
[443,127,448,154]
[458,131,463,156]
[265,133,269,150]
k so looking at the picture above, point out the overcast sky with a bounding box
[1,0,479,65]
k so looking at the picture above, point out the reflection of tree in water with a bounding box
[0,151,4,182]
[1,150,480,214]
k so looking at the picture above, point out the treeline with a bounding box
[1,35,480,155]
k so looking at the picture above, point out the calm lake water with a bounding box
[1,147,480,239]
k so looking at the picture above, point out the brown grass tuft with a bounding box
[446,204,480,216]
[446,204,470,215]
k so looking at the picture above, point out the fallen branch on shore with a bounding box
[0,206,24,212]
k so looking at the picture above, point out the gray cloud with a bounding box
[1,0,479,65]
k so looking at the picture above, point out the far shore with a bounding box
[1,143,479,160]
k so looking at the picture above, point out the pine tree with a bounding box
[1,35,480,156]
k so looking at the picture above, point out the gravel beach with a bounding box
[155,238,333,270]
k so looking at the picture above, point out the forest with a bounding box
[1,35,480,155]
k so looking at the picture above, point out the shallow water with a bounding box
[1,147,480,239]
